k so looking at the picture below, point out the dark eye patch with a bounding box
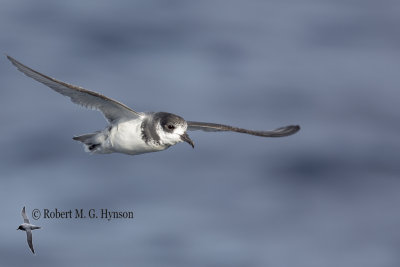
[167,125,175,130]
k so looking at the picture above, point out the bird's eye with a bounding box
[168,125,175,130]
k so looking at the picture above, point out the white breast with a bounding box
[108,119,165,155]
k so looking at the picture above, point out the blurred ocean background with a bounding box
[1,0,399,266]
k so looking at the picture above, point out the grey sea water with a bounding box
[1,0,399,266]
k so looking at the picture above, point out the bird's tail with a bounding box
[73,132,102,153]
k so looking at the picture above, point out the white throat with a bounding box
[156,123,186,146]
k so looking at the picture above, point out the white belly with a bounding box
[107,119,166,155]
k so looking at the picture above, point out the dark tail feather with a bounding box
[73,133,100,152]
[73,133,96,142]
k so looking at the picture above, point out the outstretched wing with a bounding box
[7,55,142,123]
[187,121,300,137]
[21,206,29,224]
[26,230,35,254]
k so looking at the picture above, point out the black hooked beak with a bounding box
[180,132,194,148]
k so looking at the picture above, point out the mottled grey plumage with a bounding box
[140,113,161,144]
[7,55,300,156]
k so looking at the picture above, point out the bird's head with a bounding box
[17,225,23,231]
[156,112,194,148]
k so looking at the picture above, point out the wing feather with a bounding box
[21,206,29,224]
[187,121,300,137]
[7,55,142,123]
[26,230,35,254]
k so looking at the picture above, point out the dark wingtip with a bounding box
[5,54,14,63]
[287,125,300,135]
[271,124,300,137]
[6,55,20,69]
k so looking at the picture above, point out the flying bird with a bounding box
[17,207,41,254]
[7,55,300,156]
